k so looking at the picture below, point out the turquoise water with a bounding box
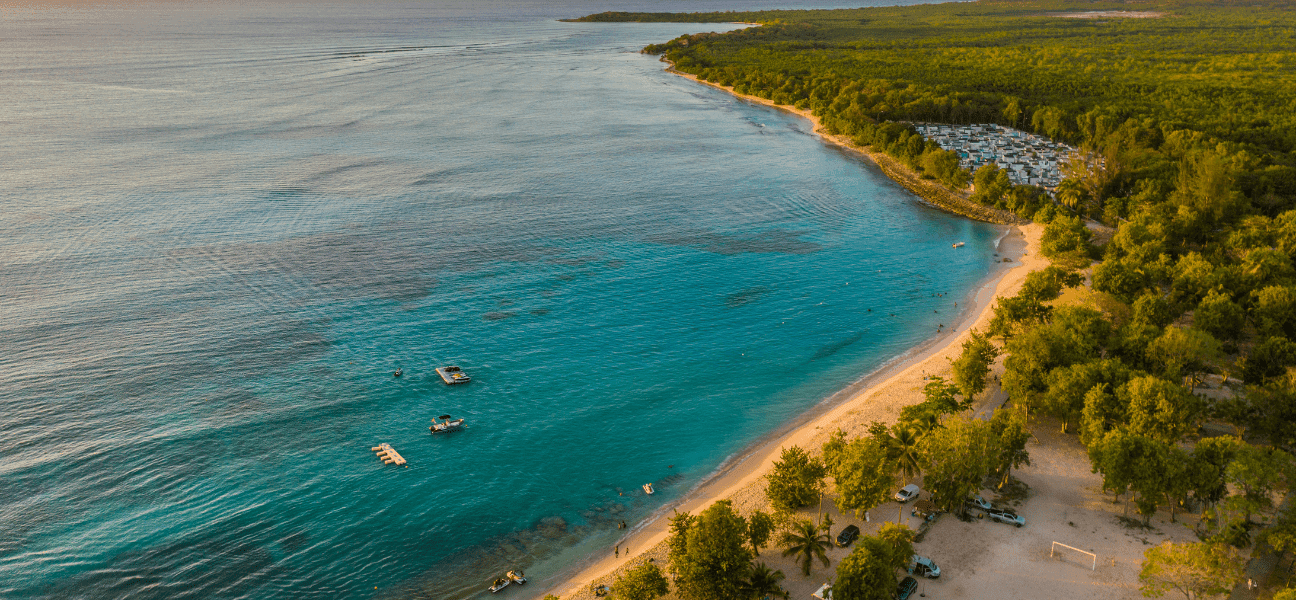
[0,1,1003,598]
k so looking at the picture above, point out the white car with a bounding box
[894,484,920,502]
[812,583,832,600]
[987,508,1026,527]
[966,494,992,511]
[908,555,941,578]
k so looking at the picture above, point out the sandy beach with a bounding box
[532,64,1053,595]
[539,219,1040,599]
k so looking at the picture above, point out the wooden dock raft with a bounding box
[371,443,407,467]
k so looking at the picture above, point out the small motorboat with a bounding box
[952,242,965,248]
[436,366,471,384]
[642,483,654,495]
[507,570,527,584]
[489,577,510,593]
[431,414,465,433]
[393,368,403,377]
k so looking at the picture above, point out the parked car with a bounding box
[894,576,918,600]
[908,555,941,579]
[894,484,920,502]
[836,524,861,547]
[965,494,992,511]
[812,583,832,600]
[986,508,1026,527]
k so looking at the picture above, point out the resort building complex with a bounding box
[914,123,1077,192]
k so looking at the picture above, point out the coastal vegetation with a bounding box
[614,563,670,600]
[577,0,1296,595]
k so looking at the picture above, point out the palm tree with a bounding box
[884,426,924,521]
[779,519,832,577]
[740,563,789,600]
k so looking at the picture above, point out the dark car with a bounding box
[836,524,861,547]
[894,576,918,600]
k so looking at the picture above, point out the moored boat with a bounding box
[489,577,510,593]
[436,365,470,384]
[507,570,527,584]
[642,483,654,495]
[431,414,465,433]
[952,242,965,248]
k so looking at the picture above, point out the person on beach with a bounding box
[615,545,619,557]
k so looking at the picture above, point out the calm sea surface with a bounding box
[0,1,1002,598]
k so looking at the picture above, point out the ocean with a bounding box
[0,1,1004,598]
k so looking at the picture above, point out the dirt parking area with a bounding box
[900,420,1199,600]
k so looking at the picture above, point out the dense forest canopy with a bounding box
[576,5,1296,591]
[574,0,1296,222]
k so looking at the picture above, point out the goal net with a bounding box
[1050,541,1096,571]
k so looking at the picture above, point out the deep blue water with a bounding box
[0,1,1004,598]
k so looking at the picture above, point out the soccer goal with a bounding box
[1050,541,1097,570]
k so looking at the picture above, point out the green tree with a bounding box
[1040,215,1096,268]
[1254,285,1296,339]
[748,510,775,556]
[766,446,826,512]
[1080,383,1123,448]
[1241,379,1296,450]
[1189,436,1241,531]
[1121,376,1203,443]
[739,563,788,600]
[878,425,924,521]
[1240,337,1296,384]
[971,163,1011,205]
[1225,444,1292,523]
[667,510,698,562]
[1019,266,1084,304]
[874,522,915,572]
[1146,327,1223,392]
[1138,541,1245,600]
[825,435,896,521]
[898,376,968,430]
[833,538,896,600]
[1042,358,1133,434]
[832,526,913,600]
[989,407,1032,488]
[779,518,832,577]
[1094,257,1156,303]
[671,501,753,600]
[917,416,997,513]
[615,563,670,600]
[951,329,1001,402]
[1193,290,1245,342]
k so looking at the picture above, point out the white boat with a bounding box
[436,365,471,384]
[952,242,965,248]
[507,570,527,584]
[431,414,465,433]
[642,483,654,495]
[489,577,510,593]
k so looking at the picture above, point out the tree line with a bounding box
[574,0,1296,596]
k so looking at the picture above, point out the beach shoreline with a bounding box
[664,64,1022,226]
[528,59,1049,600]
[538,224,1041,600]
